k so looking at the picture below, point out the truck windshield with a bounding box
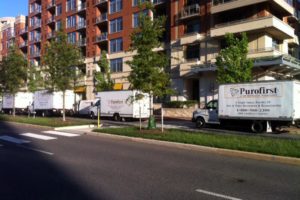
[206,100,218,110]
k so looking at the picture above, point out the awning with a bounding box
[113,83,123,90]
[182,55,300,79]
[74,86,86,93]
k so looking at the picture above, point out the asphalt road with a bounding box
[0,122,299,200]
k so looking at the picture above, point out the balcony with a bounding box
[19,27,28,35]
[47,32,55,39]
[33,37,41,43]
[47,16,55,24]
[77,2,87,12]
[211,0,294,15]
[7,33,16,39]
[179,59,201,76]
[95,13,108,24]
[32,51,41,58]
[95,32,108,43]
[30,7,42,16]
[32,21,42,29]
[19,41,28,48]
[153,0,165,5]
[210,15,295,40]
[248,46,283,59]
[76,21,86,30]
[47,1,56,10]
[179,4,200,20]
[77,38,87,47]
[180,33,205,45]
[95,0,108,6]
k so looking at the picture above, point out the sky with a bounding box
[0,0,28,18]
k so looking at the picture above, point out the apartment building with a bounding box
[170,0,300,106]
[1,0,300,106]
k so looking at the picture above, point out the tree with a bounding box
[0,44,27,117]
[94,50,114,92]
[42,28,83,121]
[126,1,172,129]
[216,33,253,84]
[27,65,44,93]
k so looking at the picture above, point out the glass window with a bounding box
[110,17,123,33]
[132,10,148,28]
[67,0,76,11]
[67,15,76,28]
[110,58,123,72]
[67,32,76,44]
[110,38,123,53]
[133,0,146,6]
[56,20,62,30]
[110,0,122,14]
[56,4,62,16]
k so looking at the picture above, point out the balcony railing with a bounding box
[47,16,55,24]
[95,13,108,24]
[95,32,108,42]
[153,0,165,5]
[77,38,87,46]
[77,2,87,12]
[19,41,28,48]
[76,21,86,30]
[47,1,56,9]
[47,32,55,39]
[20,27,28,35]
[212,0,293,6]
[32,21,42,29]
[30,7,42,15]
[95,0,108,6]
[179,4,200,20]
[33,37,41,43]
[32,51,41,57]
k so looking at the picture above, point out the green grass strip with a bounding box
[0,114,93,127]
[94,127,300,158]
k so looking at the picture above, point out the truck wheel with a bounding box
[251,121,264,133]
[90,112,95,119]
[196,117,205,128]
[113,113,120,121]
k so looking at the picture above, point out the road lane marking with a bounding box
[195,189,242,200]
[21,133,57,140]
[0,136,31,144]
[18,145,54,156]
[43,130,80,137]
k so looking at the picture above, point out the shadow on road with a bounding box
[0,121,102,200]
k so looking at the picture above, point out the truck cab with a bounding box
[192,100,219,128]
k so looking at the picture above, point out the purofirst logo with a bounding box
[228,86,280,97]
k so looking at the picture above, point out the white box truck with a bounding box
[2,92,33,114]
[78,90,150,121]
[192,80,300,133]
[31,90,76,116]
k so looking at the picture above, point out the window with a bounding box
[110,0,122,14]
[110,38,123,53]
[67,15,76,28]
[110,58,123,72]
[30,31,34,41]
[185,20,200,34]
[132,10,148,28]
[133,0,146,6]
[30,45,35,54]
[68,32,76,44]
[56,20,62,30]
[110,17,123,33]
[56,4,62,16]
[185,44,200,60]
[67,0,76,12]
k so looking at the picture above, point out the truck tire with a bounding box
[196,117,206,128]
[90,112,95,119]
[113,113,120,121]
[251,121,264,133]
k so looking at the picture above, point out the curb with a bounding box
[88,131,300,166]
[54,124,95,131]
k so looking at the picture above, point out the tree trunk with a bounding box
[147,93,156,129]
[12,93,16,117]
[62,90,66,122]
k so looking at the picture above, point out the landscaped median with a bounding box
[93,127,300,158]
[0,114,94,127]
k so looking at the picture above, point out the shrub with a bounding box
[163,100,197,108]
